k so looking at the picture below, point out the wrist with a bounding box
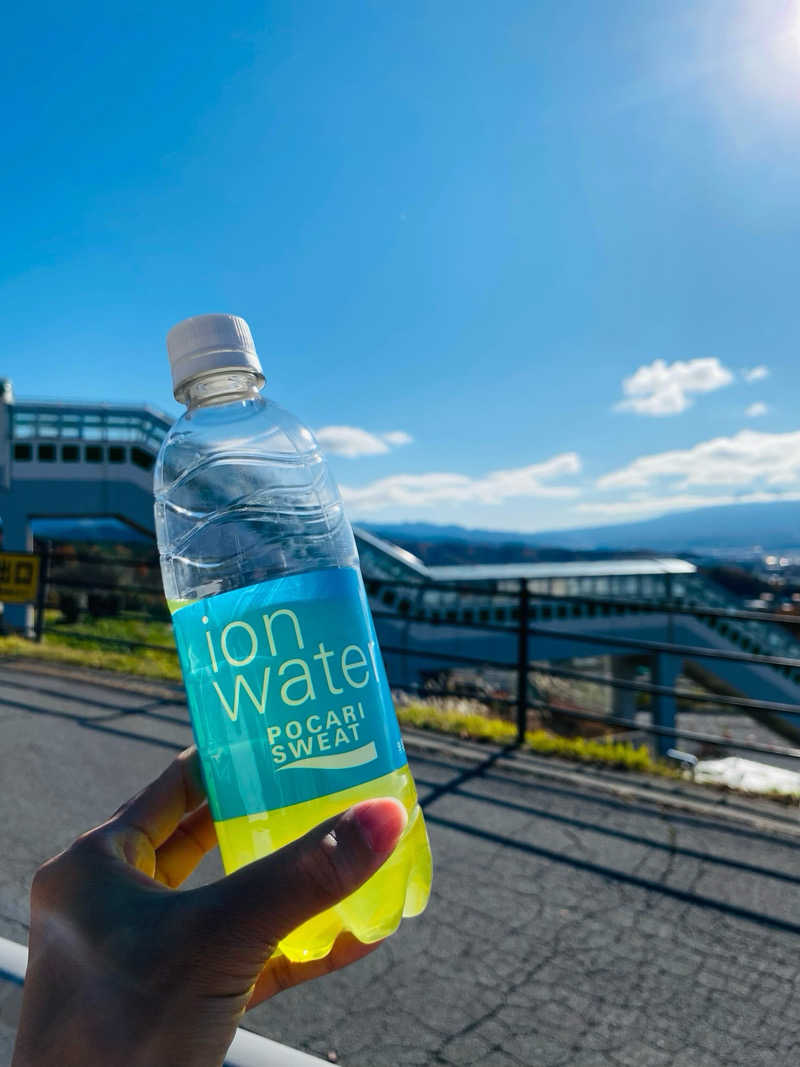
[12,972,166,1067]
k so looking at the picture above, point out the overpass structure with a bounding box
[355,539,800,754]
[2,388,800,753]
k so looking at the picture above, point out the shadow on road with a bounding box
[416,747,800,845]
[0,686,186,752]
[5,663,800,940]
[417,772,800,886]
[414,748,800,937]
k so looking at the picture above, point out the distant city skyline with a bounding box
[3,1,800,532]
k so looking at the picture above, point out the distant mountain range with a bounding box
[363,499,800,556]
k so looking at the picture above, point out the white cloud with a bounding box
[315,425,413,458]
[316,426,388,457]
[744,365,769,383]
[381,430,414,447]
[745,402,768,418]
[342,453,582,512]
[598,428,800,491]
[616,357,734,416]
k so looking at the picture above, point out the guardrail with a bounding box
[369,573,800,763]
[32,549,800,767]
[0,935,325,1066]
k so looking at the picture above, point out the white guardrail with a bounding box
[0,935,325,1066]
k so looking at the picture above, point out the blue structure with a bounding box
[357,534,800,752]
[0,383,170,628]
[2,385,800,752]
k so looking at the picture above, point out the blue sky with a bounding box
[3,0,800,532]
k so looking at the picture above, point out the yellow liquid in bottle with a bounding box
[214,764,432,961]
[167,581,433,963]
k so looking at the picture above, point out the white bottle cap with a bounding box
[166,313,265,402]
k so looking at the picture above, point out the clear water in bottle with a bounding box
[154,313,432,961]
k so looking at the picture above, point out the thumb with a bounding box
[195,797,408,957]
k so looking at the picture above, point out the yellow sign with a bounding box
[0,552,41,603]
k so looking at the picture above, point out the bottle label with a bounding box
[172,567,407,821]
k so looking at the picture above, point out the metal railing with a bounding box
[368,573,800,763]
[36,545,172,652]
[32,550,800,767]
[12,400,171,452]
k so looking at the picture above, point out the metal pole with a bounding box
[33,541,51,643]
[516,579,529,744]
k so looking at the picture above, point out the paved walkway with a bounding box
[3,659,800,1065]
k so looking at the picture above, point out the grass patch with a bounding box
[0,632,181,681]
[397,702,519,744]
[524,727,656,773]
[0,614,181,680]
[48,615,175,648]
[396,702,665,775]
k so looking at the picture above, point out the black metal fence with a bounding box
[36,543,171,652]
[32,545,800,768]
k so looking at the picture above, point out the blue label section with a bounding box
[172,567,407,821]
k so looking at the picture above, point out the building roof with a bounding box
[426,558,696,582]
[353,526,698,584]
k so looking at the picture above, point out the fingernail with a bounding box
[353,799,408,853]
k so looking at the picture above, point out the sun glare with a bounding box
[721,0,800,119]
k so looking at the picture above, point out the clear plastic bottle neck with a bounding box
[182,370,263,410]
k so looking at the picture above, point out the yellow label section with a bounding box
[213,763,419,872]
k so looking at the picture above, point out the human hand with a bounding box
[11,746,407,1067]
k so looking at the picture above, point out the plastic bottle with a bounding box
[154,313,432,961]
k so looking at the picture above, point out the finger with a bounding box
[247,933,383,1008]
[108,747,206,850]
[200,797,408,955]
[154,803,218,888]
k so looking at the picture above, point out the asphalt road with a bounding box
[3,659,800,1065]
